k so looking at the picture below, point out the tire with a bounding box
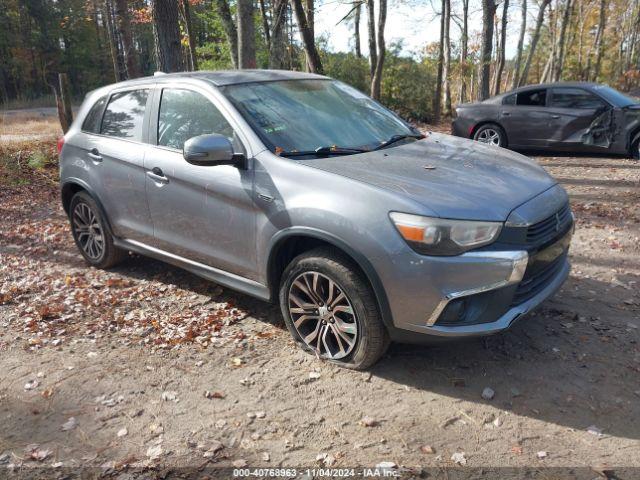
[279,247,389,370]
[69,191,128,269]
[631,139,640,160]
[473,123,507,147]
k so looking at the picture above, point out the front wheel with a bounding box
[279,247,389,370]
[473,123,507,147]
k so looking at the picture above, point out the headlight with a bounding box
[389,212,502,256]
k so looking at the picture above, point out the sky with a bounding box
[313,0,536,60]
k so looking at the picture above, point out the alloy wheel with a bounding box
[477,128,501,146]
[288,271,358,359]
[72,202,105,260]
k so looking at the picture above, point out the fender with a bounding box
[60,177,116,237]
[267,227,394,331]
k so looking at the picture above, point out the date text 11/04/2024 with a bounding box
[232,468,400,477]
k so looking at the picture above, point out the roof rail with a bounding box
[153,71,167,76]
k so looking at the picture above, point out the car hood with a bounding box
[297,133,557,221]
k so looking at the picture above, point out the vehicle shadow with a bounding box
[369,273,640,441]
[518,149,632,160]
[111,253,640,441]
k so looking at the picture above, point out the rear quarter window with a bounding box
[81,95,107,133]
[100,89,149,141]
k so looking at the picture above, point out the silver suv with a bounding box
[59,70,573,369]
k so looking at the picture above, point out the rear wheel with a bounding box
[69,191,127,269]
[473,123,507,147]
[279,247,389,370]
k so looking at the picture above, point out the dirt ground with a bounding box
[0,126,639,478]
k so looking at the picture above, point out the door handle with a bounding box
[501,111,511,116]
[551,114,561,119]
[147,167,169,184]
[87,148,102,162]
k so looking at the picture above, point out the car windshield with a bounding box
[220,79,418,156]
[593,85,639,107]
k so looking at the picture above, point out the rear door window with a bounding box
[157,88,236,150]
[516,89,547,106]
[550,88,606,109]
[101,89,149,140]
[81,95,107,133]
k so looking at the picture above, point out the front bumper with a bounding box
[379,194,573,340]
[415,254,569,337]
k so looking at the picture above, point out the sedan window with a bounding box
[503,94,516,105]
[516,89,547,107]
[551,88,605,109]
[157,89,236,150]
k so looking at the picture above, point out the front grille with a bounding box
[525,203,572,247]
[511,254,566,306]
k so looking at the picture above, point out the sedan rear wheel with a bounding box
[474,124,506,147]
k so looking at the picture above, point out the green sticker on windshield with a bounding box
[264,125,287,134]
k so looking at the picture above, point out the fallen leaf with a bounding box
[358,416,378,427]
[61,417,77,431]
[204,391,225,399]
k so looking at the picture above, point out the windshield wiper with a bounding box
[278,145,369,158]
[371,133,425,151]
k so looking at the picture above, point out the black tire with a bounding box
[631,139,640,160]
[279,247,389,370]
[473,123,507,147]
[69,191,128,269]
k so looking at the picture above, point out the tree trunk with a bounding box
[354,3,362,58]
[442,0,451,116]
[370,0,386,100]
[115,0,139,78]
[104,0,121,80]
[153,0,185,72]
[215,0,239,68]
[519,0,552,86]
[552,0,573,81]
[478,0,497,100]
[181,0,198,71]
[493,0,508,95]
[57,73,73,134]
[259,0,271,53]
[433,0,445,122]
[237,0,257,68]
[512,0,526,89]
[292,0,323,73]
[269,0,288,68]
[592,0,607,81]
[458,0,469,104]
[366,0,377,79]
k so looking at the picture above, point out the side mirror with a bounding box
[183,134,247,168]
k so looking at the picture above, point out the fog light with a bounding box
[439,298,467,324]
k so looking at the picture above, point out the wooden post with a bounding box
[58,73,73,134]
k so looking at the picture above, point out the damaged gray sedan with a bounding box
[452,82,640,159]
